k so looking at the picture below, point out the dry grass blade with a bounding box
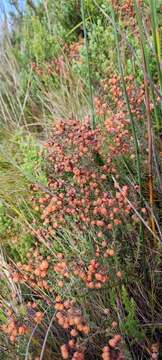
[39,313,56,360]
[112,176,161,243]
[25,324,39,360]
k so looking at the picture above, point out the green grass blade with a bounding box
[80,0,95,128]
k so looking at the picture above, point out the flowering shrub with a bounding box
[0,113,146,359]
[33,117,135,233]
[1,64,160,358]
[0,0,162,359]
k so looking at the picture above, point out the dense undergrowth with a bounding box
[0,1,162,359]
